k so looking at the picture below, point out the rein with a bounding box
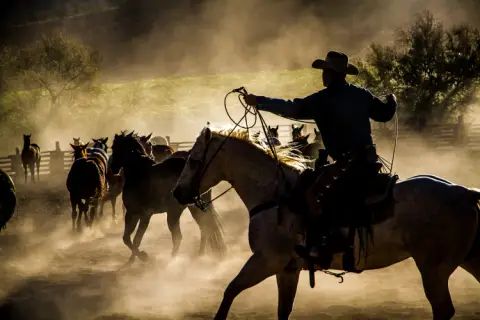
[191,87,289,211]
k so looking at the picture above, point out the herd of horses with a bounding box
[0,123,479,319]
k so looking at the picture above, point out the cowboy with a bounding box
[243,51,397,269]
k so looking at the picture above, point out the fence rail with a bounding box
[2,119,478,181]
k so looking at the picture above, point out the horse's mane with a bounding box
[211,127,308,172]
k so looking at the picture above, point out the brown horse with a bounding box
[287,125,324,168]
[0,169,16,231]
[92,137,126,223]
[66,143,107,232]
[21,134,41,183]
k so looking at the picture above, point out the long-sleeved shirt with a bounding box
[255,80,396,161]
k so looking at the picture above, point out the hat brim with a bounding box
[312,59,359,75]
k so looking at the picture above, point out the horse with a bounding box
[90,137,125,222]
[139,133,175,163]
[0,169,16,231]
[72,137,84,146]
[66,143,107,232]
[110,130,226,266]
[265,125,282,146]
[21,134,41,183]
[287,125,323,167]
[173,126,480,320]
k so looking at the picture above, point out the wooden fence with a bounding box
[4,119,480,182]
[0,124,295,181]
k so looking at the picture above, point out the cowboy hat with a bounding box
[312,51,359,75]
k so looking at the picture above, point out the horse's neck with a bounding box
[23,141,30,150]
[123,152,155,179]
[221,137,299,211]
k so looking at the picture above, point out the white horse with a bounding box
[173,126,480,320]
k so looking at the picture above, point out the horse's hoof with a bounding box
[137,251,149,261]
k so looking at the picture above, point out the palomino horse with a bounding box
[110,131,226,266]
[91,137,125,222]
[0,169,16,231]
[21,134,41,183]
[173,126,480,320]
[66,143,107,232]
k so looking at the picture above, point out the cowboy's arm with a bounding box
[255,92,319,120]
[367,90,397,122]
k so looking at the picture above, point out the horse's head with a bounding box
[70,142,89,160]
[92,137,109,152]
[73,137,82,146]
[23,134,31,145]
[267,125,279,138]
[138,133,153,157]
[251,131,261,144]
[173,126,223,205]
[291,124,305,141]
[111,130,146,174]
[314,128,321,142]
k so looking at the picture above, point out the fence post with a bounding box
[49,141,64,178]
[454,114,467,148]
[9,148,22,181]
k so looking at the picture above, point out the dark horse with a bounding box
[288,125,324,168]
[110,131,226,265]
[0,169,16,231]
[139,133,175,163]
[66,143,107,232]
[21,134,41,183]
[92,137,125,222]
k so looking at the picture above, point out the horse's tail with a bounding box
[192,189,227,257]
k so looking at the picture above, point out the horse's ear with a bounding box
[103,137,108,143]
[300,124,304,131]
[83,142,90,149]
[314,128,319,135]
[291,124,295,129]
[92,138,97,142]
[204,127,212,142]
[146,133,152,140]
[305,133,310,140]
[275,125,279,130]
[127,131,134,137]
[268,125,271,130]
[70,143,75,149]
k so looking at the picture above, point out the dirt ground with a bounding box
[1,168,480,320]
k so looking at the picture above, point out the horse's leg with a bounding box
[131,214,152,261]
[36,160,40,180]
[111,196,117,223]
[77,201,85,232]
[188,206,207,256]
[123,210,140,265]
[276,269,301,320]
[23,164,27,183]
[214,251,289,320]
[167,206,184,257]
[70,195,78,231]
[29,163,34,183]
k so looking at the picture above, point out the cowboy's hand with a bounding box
[386,93,397,105]
[243,94,258,106]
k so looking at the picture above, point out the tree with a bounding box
[10,31,101,124]
[357,11,480,130]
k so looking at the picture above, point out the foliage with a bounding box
[6,32,101,120]
[357,11,480,129]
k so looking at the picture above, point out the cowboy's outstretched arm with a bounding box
[254,93,319,120]
[367,90,397,122]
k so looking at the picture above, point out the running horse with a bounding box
[173,126,480,320]
[0,169,16,231]
[21,134,41,183]
[66,142,107,232]
[91,137,125,222]
[110,131,226,266]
